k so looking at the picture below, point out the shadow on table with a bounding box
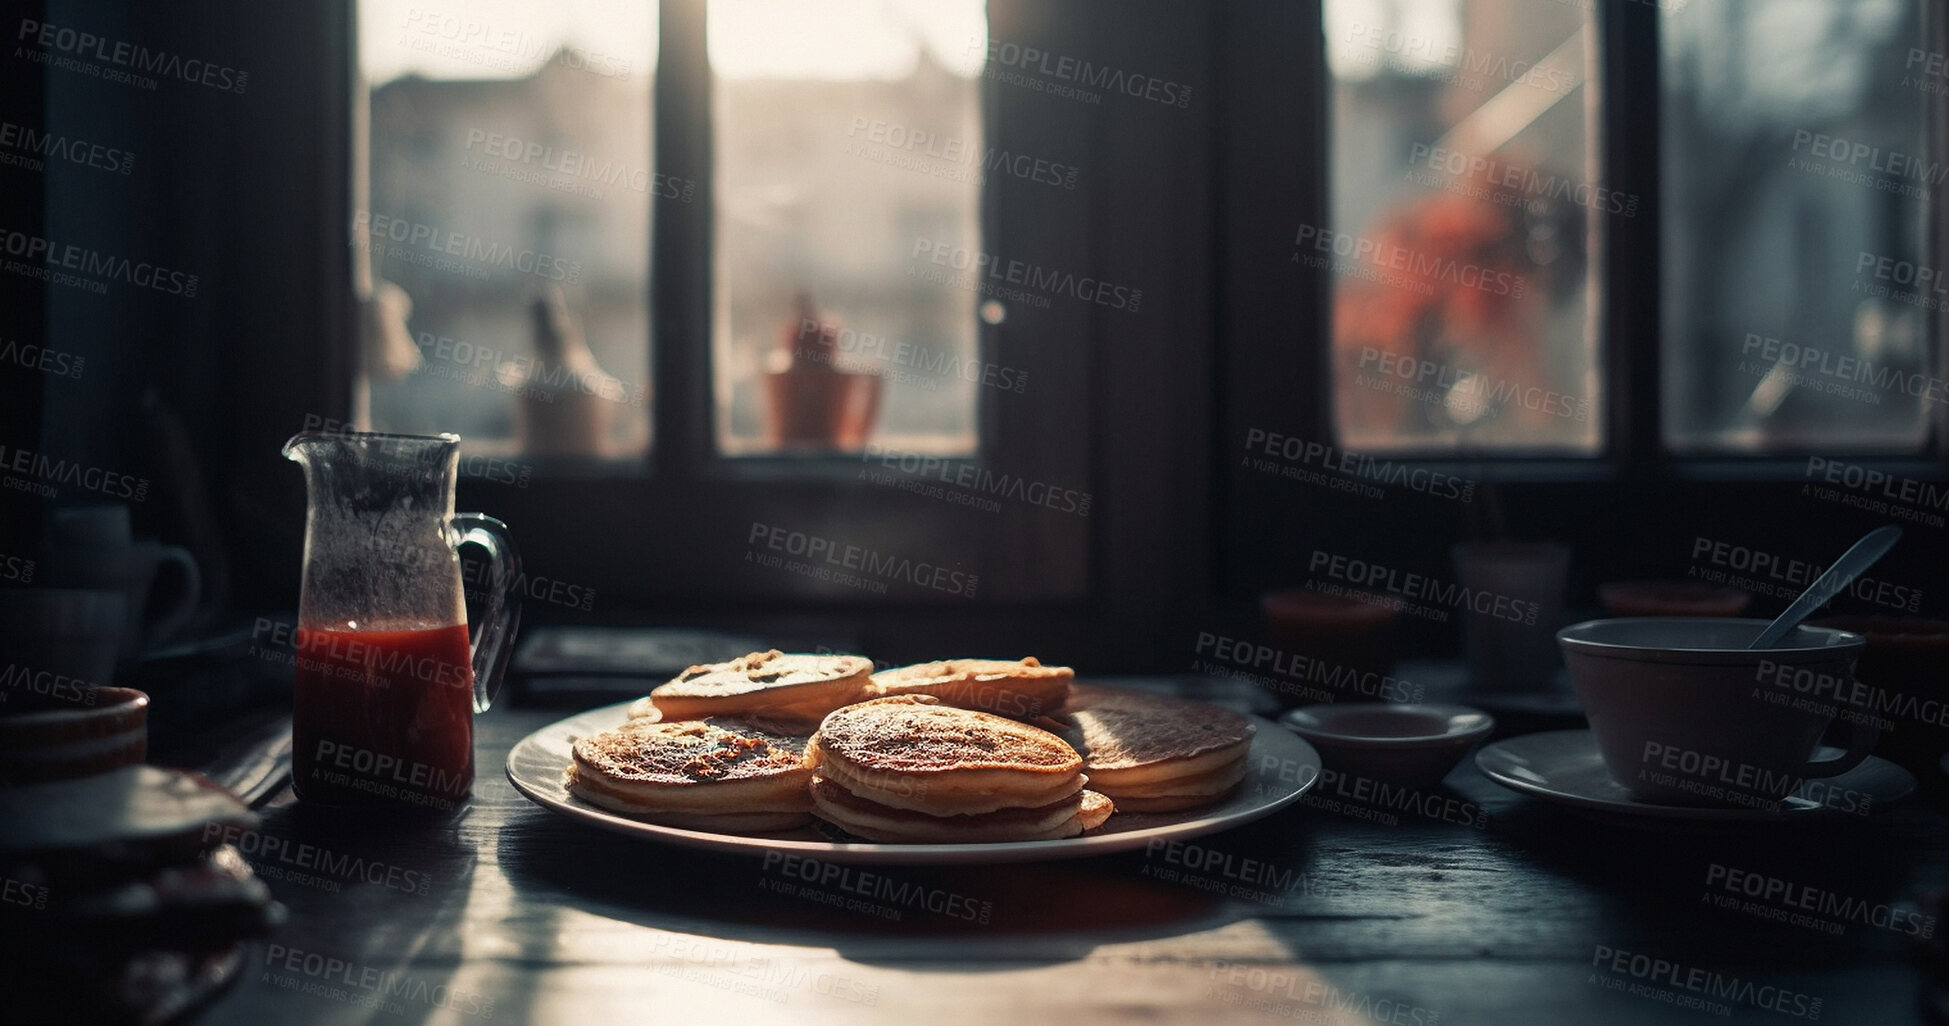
[1483,795,1933,969]
[493,801,1326,966]
[212,799,487,1026]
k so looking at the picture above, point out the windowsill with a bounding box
[1311,454,1949,486]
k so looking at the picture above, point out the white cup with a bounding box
[1559,617,1874,806]
[48,505,201,656]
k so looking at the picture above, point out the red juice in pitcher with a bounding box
[291,622,476,810]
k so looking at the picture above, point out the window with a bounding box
[1316,0,1941,462]
[1661,0,1932,453]
[1325,0,1601,455]
[357,0,992,463]
[1217,0,1947,612]
[349,0,1103,613]
[709,0,988,457]
[358,0,656,462]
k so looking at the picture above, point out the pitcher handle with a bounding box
[451,513,521,714]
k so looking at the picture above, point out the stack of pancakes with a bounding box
[807,696,1112,842]
[566,651,1253,840]
[1056,685,1255,812]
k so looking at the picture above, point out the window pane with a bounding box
[358,0,655,461]
[1662,0,1929,452]
[710,0,987,456]
[1325,0,1602,453]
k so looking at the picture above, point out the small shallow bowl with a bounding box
[0,685,149,784]
[1278,703,1495,788]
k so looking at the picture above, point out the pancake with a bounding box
[625,696,662,721]
[1058,685,1254,811]
[566,717,814,830]
[648,650,873,723]
[809,776,1113,842]
[811,695,1086,815]
[869,657,1073,719]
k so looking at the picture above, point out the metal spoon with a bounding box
[1749,525,1903,649]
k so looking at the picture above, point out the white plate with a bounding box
[506,697,1320,864]
[1475,729,1915,825]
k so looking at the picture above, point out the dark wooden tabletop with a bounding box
[188,676,1949,1026]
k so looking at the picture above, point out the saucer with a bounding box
[1474,730,1915,825]
[1280,703,1494,788]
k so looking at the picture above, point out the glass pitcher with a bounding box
[283,430,521,810]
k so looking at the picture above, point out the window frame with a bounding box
[358,0,1101,609]
[1213,0,1949,614]
[1221,0,1948,488]
[341,0,1218,669]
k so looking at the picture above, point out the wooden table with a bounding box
[190,678,1946,1025]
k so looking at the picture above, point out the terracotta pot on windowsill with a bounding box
[763,295,882,452]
